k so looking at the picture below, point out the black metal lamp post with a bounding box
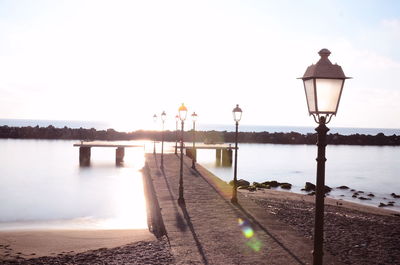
[153,114,157,154]
[178,103,188,205]
[231,104,242,204]
[175,115,179,154]
[299,49,350,265]
[160,111,167,169]
[191,112,198,169]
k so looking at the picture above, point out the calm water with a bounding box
[0,139,148,230]
[196,143,400,211]
[1,139,399,231]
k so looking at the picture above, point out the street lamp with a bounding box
[175,115,179,154]
[178,103,187,205]
[153,114,157,154]
[299,49,350,265]
[160,111,167,169]
[231,104,242,204]
[191,112,198,169]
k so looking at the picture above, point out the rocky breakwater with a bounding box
[1,125,400,146]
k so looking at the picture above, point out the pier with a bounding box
[184,143,236,166]
[73,141,144,166]
[144,153,340,264]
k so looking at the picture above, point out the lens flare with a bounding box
[238,218,262,252]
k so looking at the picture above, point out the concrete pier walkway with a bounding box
[145,154,341,265]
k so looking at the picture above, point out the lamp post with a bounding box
[160,111,166,169]
[175,115,179,154]
[299,49,350,265]
[153,114,157,154]
[191,112,198,169]
[231,104,242,204]
[177,103,187,205]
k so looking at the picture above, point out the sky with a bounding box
[0,0,399,131]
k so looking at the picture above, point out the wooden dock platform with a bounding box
[183,143,237,166]
[73,141,144,166]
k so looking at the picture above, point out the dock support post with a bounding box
[222,148,233,166]
[186,148,191,158]
[79,147,91,167]
[216,149,221,161]
[186,148,196,160]
[116,147,125,165]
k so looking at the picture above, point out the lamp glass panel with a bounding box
[233,111,242,122]
[179,110,187,121]
[304,79,316,113]
[315,79,343,113]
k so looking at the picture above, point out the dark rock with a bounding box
[337,185,350,190]
[358,191,364,194]
[238,185,249,190]
[303,182,330,194]
[262,180,280,188]
[280,183,292,190]
[307,191,315,196]
[253,182,270,189]
[352,194,358,198]
[237,179,250,187]
[304,182,316,192]
[367,193,375,197]
[324,185,332,193]
[248,186,256,192]
[391,193,400,198]
[350,189,356,192]
[358,197,371,200]
[379,203,387,207]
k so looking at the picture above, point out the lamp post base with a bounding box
[177,197,185,205]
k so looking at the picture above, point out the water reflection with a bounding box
[0,139,148,230]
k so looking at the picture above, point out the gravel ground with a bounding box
[251,197,400,265]
[1,237,174,265]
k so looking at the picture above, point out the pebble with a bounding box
[251,196,400,265]
[1,237,174,265]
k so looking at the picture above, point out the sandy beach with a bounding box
[0,229,158,260]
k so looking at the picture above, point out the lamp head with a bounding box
[191,112,198,122]
[299,49,351,117]
[161,111,167,122]
[232,104,242,122]
[178,103,188,121]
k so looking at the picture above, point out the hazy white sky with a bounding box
[0,0,399,131]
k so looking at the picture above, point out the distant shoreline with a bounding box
[1,125,399,146]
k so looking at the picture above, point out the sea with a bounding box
[0,119,399,231]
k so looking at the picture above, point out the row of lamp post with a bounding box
[151,48,348,265]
